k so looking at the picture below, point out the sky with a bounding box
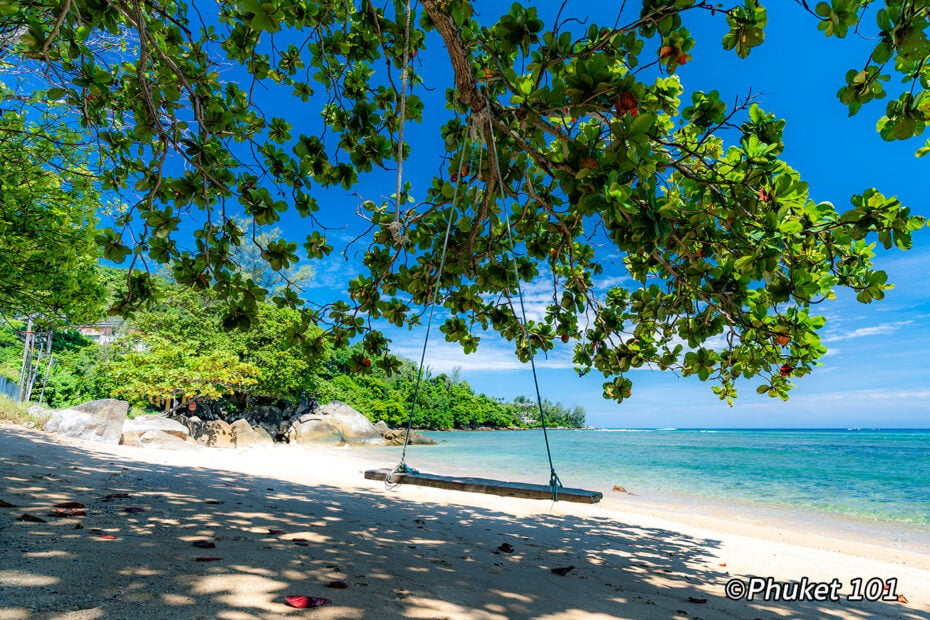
[228,2,930,428]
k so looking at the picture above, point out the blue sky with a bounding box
[241,2,930,428]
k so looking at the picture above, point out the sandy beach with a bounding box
[1,424,927,619]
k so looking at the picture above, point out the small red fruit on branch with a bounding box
[361,359,372,368]
[614,92,639,117]
[779,364,793,377]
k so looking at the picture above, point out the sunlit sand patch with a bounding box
[402,596,509,619]
[118,567,163,577]
[535,611,621,619]
[160,592,195,606]
[23,550,75,559]
[0,570,59,587]
[489,590,533,603]
[188,573,287,609]
[279,531,331,544]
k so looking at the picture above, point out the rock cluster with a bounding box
[41,398,436,450]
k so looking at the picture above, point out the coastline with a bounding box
[1,424,927,619]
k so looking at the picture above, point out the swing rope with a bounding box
[481,94,562,501]
[392,0,415,224]
[382,0,563,500]
[387,140,472,487]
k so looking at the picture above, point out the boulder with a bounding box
[287,400,385,446]
[139,429,191,450]
[230,419,274,447]
[119,430,143,448]
[124,415,190,439]
[168,414,204,437]
[27,404,51,418]
[372,420,390,434]
[381,428,436,446]
[43,399,128,444]
[192,419,235,448]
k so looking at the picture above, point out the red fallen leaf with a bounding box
[898,594,908,604]
[285,596,331,609]
[124,507,145,513]
[718,562,727,567]
[55,501,85,509]
[0,500,17,508]
[192,540,216,549]
[17,513,47,523]
[100,493,131,502]
[688,597,708,604]
[195,557,222,562]
[268,529,284,536]
[326,580,348,589]
[99,535,117,540]
[49,509,86,518]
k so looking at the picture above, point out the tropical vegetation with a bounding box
[0,1,928,413]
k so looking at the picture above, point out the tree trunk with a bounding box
[17,316,33,402]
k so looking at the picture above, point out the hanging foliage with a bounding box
[1,0,927,404]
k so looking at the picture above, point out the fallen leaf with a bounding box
[688,597,708,604]
[55,501,85,509]
[192,540,216,549]
[17,513,47,523]
[268,529,284,536]
[718,563,727,567]
[124,507,145,513]
[285,595,331,609]
[498,543,515,553]
[100,493,131,501]
[49,509,86,518]
[550,565,575,576]
[898,594,908,604]
[0,500,17,508]
[326,580,348,589]
[204,500,224,505]
[195,557,222,562]
[293,541,309,547]
[99,535,117,540]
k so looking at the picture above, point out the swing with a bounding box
[364,3,601,504]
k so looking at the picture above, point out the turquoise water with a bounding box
[365,429,930,526]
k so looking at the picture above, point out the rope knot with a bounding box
[387,220,408,245]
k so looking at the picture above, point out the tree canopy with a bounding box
[0,90,104,325]
[2,0,928,404]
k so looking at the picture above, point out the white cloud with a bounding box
[822,320,914,343]
[798,388,930,402]
[389,337,575,373]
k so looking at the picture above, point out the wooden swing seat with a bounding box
[364,468,602,503]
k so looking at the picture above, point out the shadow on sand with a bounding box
[0,428,920,619]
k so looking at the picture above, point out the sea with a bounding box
[359,428,930,540]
